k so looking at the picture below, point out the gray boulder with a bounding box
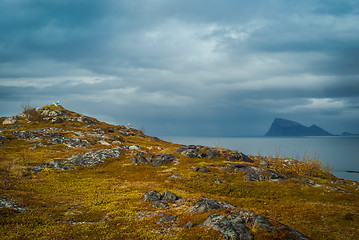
[175,145,207,158]
[131,152,149,164]
[143,190,162,202]
[152,154,177,167]
[3,116,18,125]
[203,209,309,240]
[207,149,221,159]
[51,117,63,124]
[227,152,254,163]
[192,166,211,173]
[259,159,269,168]
[189,197,235,213]
[169,174,183,179]
[10,129,92,148]
[183,222,194,228]
[67,147,122,167]
[49,136,92,148]
[143,190,169,209]
[10,130,39,140]
[0,197,26,212]
[41,110,63,117]
[31,160,74,173]
[31,147,122,173]
[131,152,177,166]
[161,190,182,201]
[156,213,177,224]
[143,190,183,209]
[203,213,253,240]
[232,164,287,181]
[151,200,169,209]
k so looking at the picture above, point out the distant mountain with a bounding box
[341,132,359,136]
[265,118,334,136]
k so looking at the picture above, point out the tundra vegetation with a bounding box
[0,105,358,239]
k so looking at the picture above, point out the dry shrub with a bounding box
[21,101,42,121]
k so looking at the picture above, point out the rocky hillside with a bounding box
[1,105,358,239]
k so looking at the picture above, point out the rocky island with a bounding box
[265,118,334,136]
[1,105,358,239]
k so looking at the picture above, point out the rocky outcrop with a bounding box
[143,190,183,209]
[131,151,177,167]
[175,145,253,163]
[234,164,287,181]
[182,222,194,228]
[187,197,308,240]
[206,149,221,159]
[203,213,253,240]
[152,154,177,167]
[10,130,40,141]
[156,213,178,224]
[40,108,99,125]
[8,128,116,148]
[51,117,63,124]
[67,147,122,167]
[41,109,63,118]
[219,164,287,182]
[175,145,224,159]
[189,197,235,213]
[203,209,310,240]
[226,152,254,163]
[170,174,183,179]
[2,116,18,125]
[47,136,91,148]
[31,147,122,173]
[175,145,207,158]
[192,166,211,173]
[140,192,309,239]
[0,197,26,212]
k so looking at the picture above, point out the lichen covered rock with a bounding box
[31,147,122,173]
[189,197,235,213]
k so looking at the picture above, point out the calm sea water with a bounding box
[161,136,359,182]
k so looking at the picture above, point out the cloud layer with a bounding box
[1,0,358,136]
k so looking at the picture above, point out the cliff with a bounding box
[0,105,358,239]
[265,118,334,136]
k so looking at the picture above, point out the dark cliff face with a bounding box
[265,118,334,136]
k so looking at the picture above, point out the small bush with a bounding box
[21,101,42,121]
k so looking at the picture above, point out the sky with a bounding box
[0,0,358,137]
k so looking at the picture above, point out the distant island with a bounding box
[341,132,359,136]
[265,118,334,136]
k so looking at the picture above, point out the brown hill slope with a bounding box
[1,105,358,239]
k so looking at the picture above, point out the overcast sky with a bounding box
[1,0,358,136]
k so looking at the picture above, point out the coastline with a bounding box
[160,135,359,182]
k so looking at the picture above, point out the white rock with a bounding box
[99,140,111,146]
[129,145,141,150]
[3,116,18,124]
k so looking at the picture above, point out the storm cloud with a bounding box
[1,0,358,136]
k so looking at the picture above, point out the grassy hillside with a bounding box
[0,105,358,239]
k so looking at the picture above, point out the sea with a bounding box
[160,136,359,182]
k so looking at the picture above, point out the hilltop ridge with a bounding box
[1,105,358,239]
